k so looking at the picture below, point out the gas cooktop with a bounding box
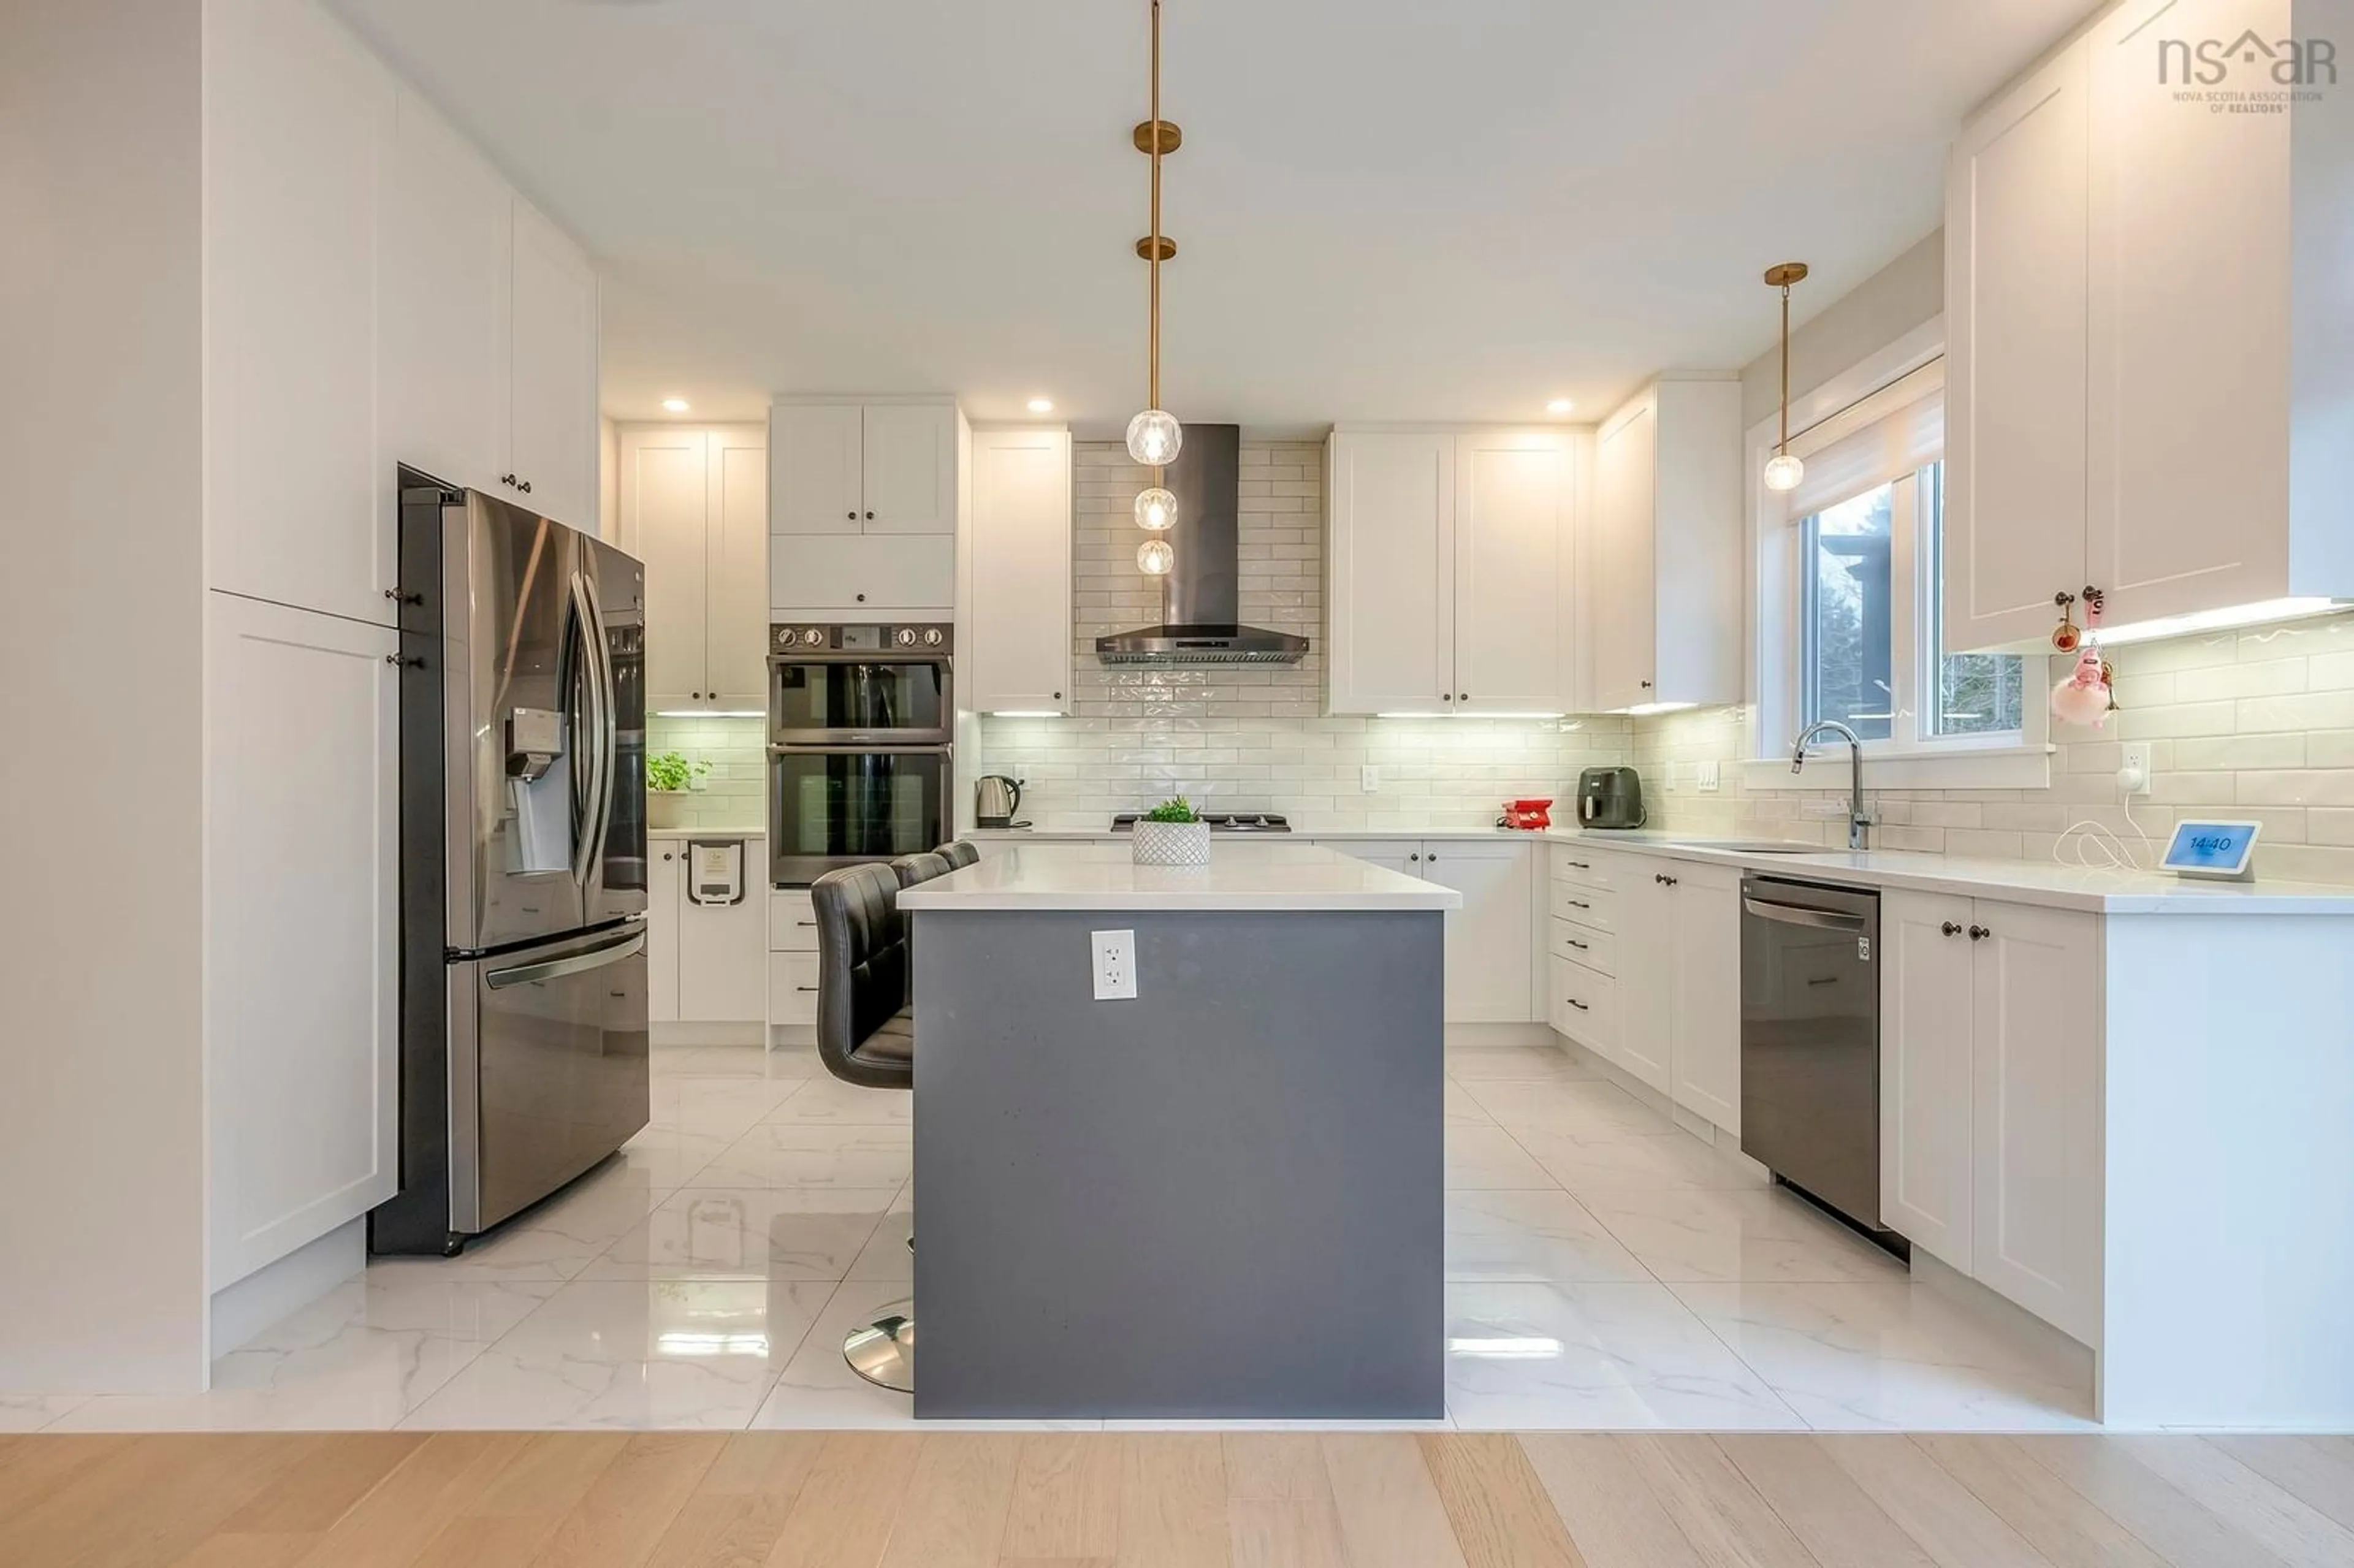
[1110,812,1292,834]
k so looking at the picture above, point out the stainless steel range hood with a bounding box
[1095,424,1311,666]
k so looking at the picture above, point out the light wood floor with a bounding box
[4,1429,2353,1568]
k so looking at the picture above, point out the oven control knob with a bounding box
[896,627,919,647]
[921,627,943,647]
[802,628,826,647]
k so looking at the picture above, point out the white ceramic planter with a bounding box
[647,791,690,831]
[1131,820,1211,867]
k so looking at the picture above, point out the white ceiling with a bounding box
[329,0,2079,432]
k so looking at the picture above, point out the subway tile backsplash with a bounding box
[1635,611,2354,885]
[646,715,767,829]
[973,441,1631,830]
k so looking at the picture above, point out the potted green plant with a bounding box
[645,751,709,830]
[1131,794,1211,867]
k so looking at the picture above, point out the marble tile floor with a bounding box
[16,1038,2097,1434]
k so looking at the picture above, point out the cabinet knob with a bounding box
[1441,693,1452,702]
[384,653,424,668]
[1053,691,1062,701]
[847,510,857,520]
[662,852,674,861]
[1663,875,1678,887]
[519,479,532,494]
[500,473,516,487]
[856,593,867,603]
[1427,853,1438,863]
[1408,853,1420,862]
[1639,679,1654,689]
[1458,692,1469,701]
[1968,924,1990,941]
[1941,921,1963,937]
[864,510,875,520]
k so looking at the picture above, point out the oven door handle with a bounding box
[768,744,954,757]
[1742,896,1868,933]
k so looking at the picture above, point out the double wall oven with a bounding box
[768,621,954,885]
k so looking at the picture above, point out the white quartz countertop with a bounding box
[1545,829,2354,915]
[899,842,1463,913]
[963,826,1540,843]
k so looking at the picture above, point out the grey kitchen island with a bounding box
[896,842,1460,1420]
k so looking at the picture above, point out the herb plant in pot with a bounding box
[646,751,709,831]
[1131,796,1211,867]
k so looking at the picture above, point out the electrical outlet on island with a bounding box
[1091,929,1138,1000]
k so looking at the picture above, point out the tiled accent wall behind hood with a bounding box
[972,440,1631,830]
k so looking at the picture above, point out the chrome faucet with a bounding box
[1792,719,1874,850]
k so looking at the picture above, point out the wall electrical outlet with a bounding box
[1697,760,1721,793]
[1091,929,1138,1000]
[1360,764,1381,793]
[2119,742,2153,798]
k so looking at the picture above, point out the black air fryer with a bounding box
[1575,766,1646,828]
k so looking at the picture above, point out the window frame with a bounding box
[1745,323,2051,793]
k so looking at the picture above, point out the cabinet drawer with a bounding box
[1548,918,1616,976]
[769,890,818,951]
[1550,881,1617,933]
[1548,956,1618,1054]
[1549,845,1620,891]
[768,950,820,1025]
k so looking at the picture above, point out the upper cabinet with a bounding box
[615,424,769,712]
[1945,0,2353,649]
[962,428,1073,715]
[1327,429,1574,716]
[203,0,396,628]
[377,86,600,537]
[772,400,957,536]
[1588,379,1743,713]
[771,398,964,615]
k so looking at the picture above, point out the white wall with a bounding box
[0,0,211,1391]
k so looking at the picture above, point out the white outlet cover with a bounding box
[1697,760,1721,793]
[2119,741,2153,797]
[1091,929,1138,1000]
[1360,764,1381,793]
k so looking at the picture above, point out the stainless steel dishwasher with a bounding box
[1739,876,1903,1253]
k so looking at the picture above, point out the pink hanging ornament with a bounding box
[2051,644,2112,728]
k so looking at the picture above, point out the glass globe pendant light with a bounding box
[1127,0,1183,558]
[1133,485,1177,531]
[1762,262,1808,493]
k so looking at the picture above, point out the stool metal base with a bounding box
[844,1302,915,1392]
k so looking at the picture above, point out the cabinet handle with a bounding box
[1564,937,1589,950]
[795,919,816,927]
[1639,679,1654,689]
[1563,897,1589,908]
[1566,859,1589,869]
[383,587,421,605]
[1941,921,1962,937]
[384,653,424,668]
[1968,924,1990,941]
[1566,998,1590,1011]
[794,984,818,992]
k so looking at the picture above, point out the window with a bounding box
[1754,350,2044,786]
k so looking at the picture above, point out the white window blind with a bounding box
[1778,359,1945,520]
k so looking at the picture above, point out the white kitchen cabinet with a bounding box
[964,428,1073,714]
[1667,861,1742,1132]
[1944,0,2354,649]
[647,836,769,1027]
[1421,840,1534,1024]
[1878,889,1978,1269]
[506,198,600,533]
[1452,433,1574,714]
[1613,865,1676,1095]
[616,424,769,712]
[1942,34,2091,650]
[648,848,682,1024]
[1587,379,1743,714]
[1323,839,1534,1022]
[766,888,821,1028]
[205,592,398,1287]
[1970,900,2101,1345]
[1325,430,1573,717]
[375,85,598,535]
[771,400,957,537]
[204,0,395,628]
[771,534,957,616]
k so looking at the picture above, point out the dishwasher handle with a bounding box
[1742,896,1869,934]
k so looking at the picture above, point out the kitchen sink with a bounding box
[1662,839,1824,854]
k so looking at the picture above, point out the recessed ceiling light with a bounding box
[1545,397,1574,415]
[661,397,690,413]
[1026,397,1054,413]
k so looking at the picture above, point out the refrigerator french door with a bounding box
[372,471,652,1256]
[769,746,952,885]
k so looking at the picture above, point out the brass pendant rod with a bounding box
[1148,0,1162,417]
[1778,282,1790,456]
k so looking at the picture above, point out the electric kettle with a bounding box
[974,774,1025,829]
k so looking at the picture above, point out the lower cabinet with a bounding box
[1320,839,1534,1022]
[205,592,398,1287]
[647,836,768,1025]
[1881,889,2101,1344]
[768,888,820,1027]
[1550,844,1739,1132]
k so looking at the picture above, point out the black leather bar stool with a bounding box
[810,862,916,1388]
[934,840,980,869]
[892,850,953,890]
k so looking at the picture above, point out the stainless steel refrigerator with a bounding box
[371,470,651,1256]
